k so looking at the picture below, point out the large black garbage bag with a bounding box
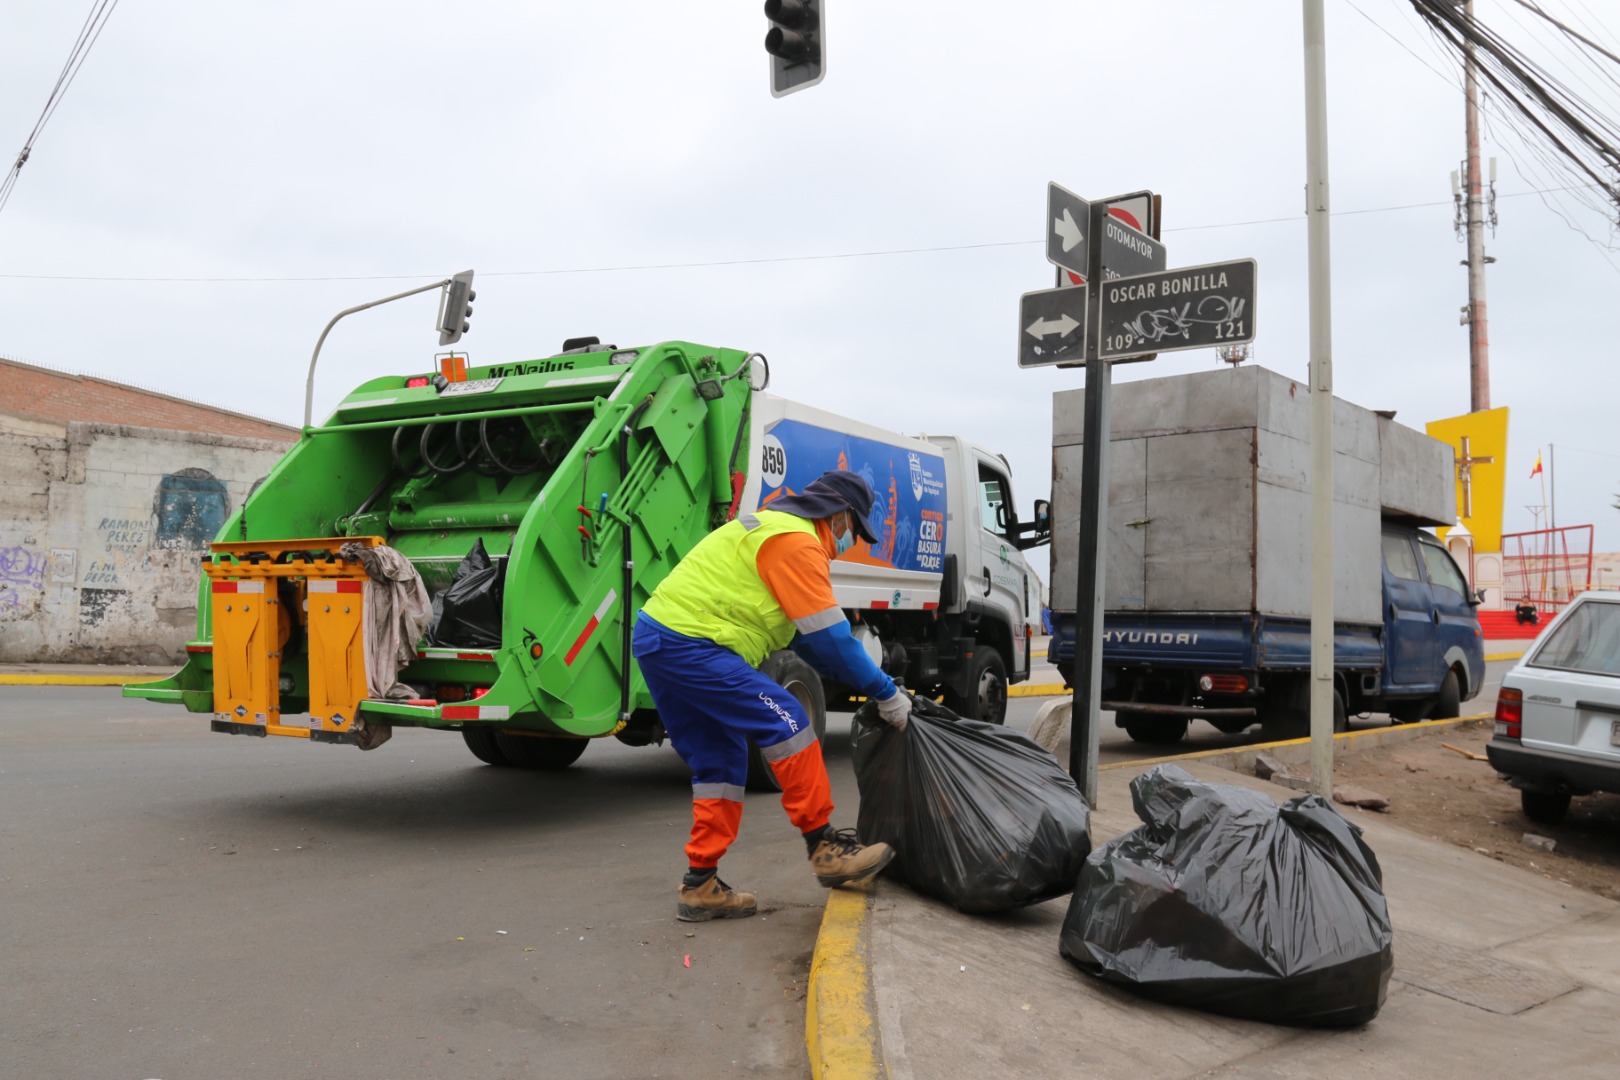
[1059,764,1393,1028]
[424,539,504,648]
[851,694,1091,914]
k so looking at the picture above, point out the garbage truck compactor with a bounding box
[125,341,1049,785]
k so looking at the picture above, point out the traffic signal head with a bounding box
[765,0,824,97]
[437,270,475,347]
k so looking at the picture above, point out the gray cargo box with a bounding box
[1051,365,1455,622]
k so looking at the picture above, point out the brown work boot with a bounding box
[809,827,895,888]
[676,876,758,922]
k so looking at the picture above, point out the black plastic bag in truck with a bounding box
[424,539,505,648]
[851,695,1091,914]
[1059,764,1393,1027]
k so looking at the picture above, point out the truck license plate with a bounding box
[441,377,503,397]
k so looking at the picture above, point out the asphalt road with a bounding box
[3,660,1513,1079]
[2,686,857,1080]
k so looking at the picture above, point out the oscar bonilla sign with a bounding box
[1096,258,1256,361]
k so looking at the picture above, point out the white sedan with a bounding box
[1488,591,1620,824]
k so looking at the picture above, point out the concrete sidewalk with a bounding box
[810,750,1620,1079]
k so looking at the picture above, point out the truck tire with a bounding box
[462,727,511,766]
[1261,684,1347,740]
[1119,711,1186,745]
[1433,670,1461,720]
[745,651,827,792]
[945,646,1008,726]
[493,731,589,771]
[1520,788,1571,826]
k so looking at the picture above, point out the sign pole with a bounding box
[1304,0,1336,796]
[1067,203,1112,808]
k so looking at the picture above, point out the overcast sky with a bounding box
[4,1,1618,587]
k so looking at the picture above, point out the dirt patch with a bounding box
[1328,719,1620,903]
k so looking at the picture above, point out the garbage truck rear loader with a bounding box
[125,340,1048,785]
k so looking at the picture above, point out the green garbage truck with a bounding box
[124,338,1050,783]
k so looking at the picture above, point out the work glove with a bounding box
[876,687,912,731]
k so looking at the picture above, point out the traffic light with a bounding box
[437,270,475,347]
[765,0,824,98]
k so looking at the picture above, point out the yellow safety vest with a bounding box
[641,510,818,667]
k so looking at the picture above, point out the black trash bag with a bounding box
[851,694,1091,914]
[424,539,505,648]
[1059,764,1393,1028]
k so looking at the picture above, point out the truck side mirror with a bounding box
[1033,499,1051,530]
[1472,587,1487,606]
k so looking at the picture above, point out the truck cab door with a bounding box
[974,458,1030,674]
[1416,533,1482,685]
[1382,529,1441,689]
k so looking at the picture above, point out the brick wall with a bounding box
[0,357,298,443]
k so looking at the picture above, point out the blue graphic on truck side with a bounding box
[759,419,947,573]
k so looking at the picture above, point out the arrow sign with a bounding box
[1097,258,1257,361]
[1018,284,1089,368]
[1045,183,1091,278]
[1026,312,1080,339]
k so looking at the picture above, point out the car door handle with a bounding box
[982,568,992,597]
[1432,609,1441,624]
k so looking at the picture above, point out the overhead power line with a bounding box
[0,0,123,216]
[0,182,1606,284]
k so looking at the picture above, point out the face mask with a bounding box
[833,517,854,556]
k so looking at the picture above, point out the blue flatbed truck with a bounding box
[1047,367,1485,744]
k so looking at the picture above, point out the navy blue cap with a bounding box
[767,470,879,543]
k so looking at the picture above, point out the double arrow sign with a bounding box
[1018,183,1167,368]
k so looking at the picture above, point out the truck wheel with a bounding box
[493,731,589,771]
[1118,711,1186,745]
[745,651,827,792]
[1520,788,1571,826]
[1261,686,1346,740]
[1433,670,1461,720]
[462,728,511,766]
[945,646,1008,725]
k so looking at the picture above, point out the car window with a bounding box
[1418,540,1469,599]
[1382,535,1422,582]
[1530,601,1620,677]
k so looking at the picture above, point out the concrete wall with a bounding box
[0,418,292,664]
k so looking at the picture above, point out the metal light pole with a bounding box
[1303,0,1336,796]
[303,277,459,429]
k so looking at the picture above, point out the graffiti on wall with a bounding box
[153,468,230,549]
[0,543,46,615]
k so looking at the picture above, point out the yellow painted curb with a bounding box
[0,674,138,686]
[1009,683,1067,698]
[1485,650,1523,662]
[806,883,881,1080]
[1100,712,1494,771]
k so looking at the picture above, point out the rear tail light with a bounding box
[436,684,467,703]
[1198,674,1249,694]
[1494,687,1523,740]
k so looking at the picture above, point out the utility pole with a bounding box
[1453,0,1496,413]
[1303,0,1336,797]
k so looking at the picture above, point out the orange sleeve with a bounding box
[756,531,838,621]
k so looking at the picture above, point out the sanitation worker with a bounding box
[633,470,914,922]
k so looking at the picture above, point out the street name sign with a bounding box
[1045,183,1091,279]
[1017,283,1090,368]
[1097,212,1166,281]
[1096,258,1256,361]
